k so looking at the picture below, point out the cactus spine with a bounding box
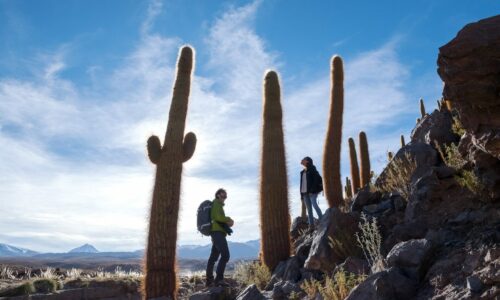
[323,55,344,208]
[144,46,197,300]
[347,137,360,195]
[260,70,291,271]
[420,98,426,118]
[359,131,371,188]
[400,135,405,148]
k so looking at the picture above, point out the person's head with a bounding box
[215,188,227,201]
[301,156,313,168]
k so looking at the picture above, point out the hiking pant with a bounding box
[302,193,323,225]
[206,231,230,281]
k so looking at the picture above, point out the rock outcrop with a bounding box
[438,15,500,160]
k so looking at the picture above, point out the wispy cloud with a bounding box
[0,0,436,252]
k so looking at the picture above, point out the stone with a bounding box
[304,208,361,272]
[189,286,231,300]
[437,15,500,159]
[385,238,434,280]
[410,109,458,147]
[334,257,370,276]
[350,188,382,212]
[345,267,417,300]
[236,284,265,300]
[466,275,483,293]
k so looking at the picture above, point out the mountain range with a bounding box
[0,240,260,260]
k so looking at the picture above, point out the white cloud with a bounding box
[0,0,436,253]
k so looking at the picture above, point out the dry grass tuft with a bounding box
[232,261,271,290]
[378,152,417,200]
[355,213,384,273]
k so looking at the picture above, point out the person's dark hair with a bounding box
[303,156,313,166]
[215,188,227,198]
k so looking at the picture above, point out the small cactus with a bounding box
[359,131,371,188]
[259,70,291,271]
[345,177,353,199]
[416,117,421,124]
[387,151,393,161]
[144,46,197,300]
[323,55,344,208]
[420,98,426,118]
[400,135,405,148]
[348,137,360,195]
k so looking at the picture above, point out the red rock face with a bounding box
[437,15,500,159]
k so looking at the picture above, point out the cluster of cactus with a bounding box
[143,46,197,300]
[322,56,344,208]
[259,70,291,271]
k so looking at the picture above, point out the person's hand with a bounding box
[227,219,234,227]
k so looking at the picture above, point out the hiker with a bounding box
[206,188,234,287]
[300,156,323,228]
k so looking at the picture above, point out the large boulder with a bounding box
[304,208,361,272]
[345,267,418,300]
[410,109,458,146]
[385,238,434,281]
[437,15,500,159]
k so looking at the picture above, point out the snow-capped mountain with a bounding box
[0,243,38,257]
[68,243,99,253]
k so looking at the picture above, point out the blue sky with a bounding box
[0,0,498,252]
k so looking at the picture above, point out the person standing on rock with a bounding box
[206,188,234,287]
[300,156,323,229]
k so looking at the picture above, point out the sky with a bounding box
[0,0,498,253]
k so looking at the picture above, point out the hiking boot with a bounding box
[214,279,230,287]
[205,277,214,287]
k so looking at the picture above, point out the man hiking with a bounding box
[206,188,234,287]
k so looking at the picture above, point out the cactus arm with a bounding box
[147,135,162,164]
[182,132,197,162]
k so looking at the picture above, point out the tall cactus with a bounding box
[420,98,426,118]
[400,135,405,148]
[323,55,344,208]
[348,137,360,195]
[260,70,291,271]
[359,131,371,188]
[143,46,197,300]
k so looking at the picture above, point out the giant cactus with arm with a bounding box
[143,46,197,300]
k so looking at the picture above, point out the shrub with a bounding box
[299,270,366,300]
[0,281,35,297]
[232,261,271,290]
[320,269,366,300]
[379,152,417,200]
[451,116,465,137]
[355,213,384,273]
[436,143,485,197]
[300,278,322,299]
[33,278,58,293]
[0,265,15,279]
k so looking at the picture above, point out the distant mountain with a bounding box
[69,244,99,253]
[177,240,260,259]
[0,243,38,257]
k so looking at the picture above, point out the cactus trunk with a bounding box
[144,46,197,300]
[420,98,426,118]
[348,137,360,195]
[400,135,405,148]
[259,71,291,271]
[359,131,371,188]
[323,56,344,208]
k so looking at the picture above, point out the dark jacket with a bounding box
[300,165,323,194]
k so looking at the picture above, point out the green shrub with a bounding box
[320,269,366,300]
[452,116,465,137]
[33,278,58,293]
[0,281,35,297]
